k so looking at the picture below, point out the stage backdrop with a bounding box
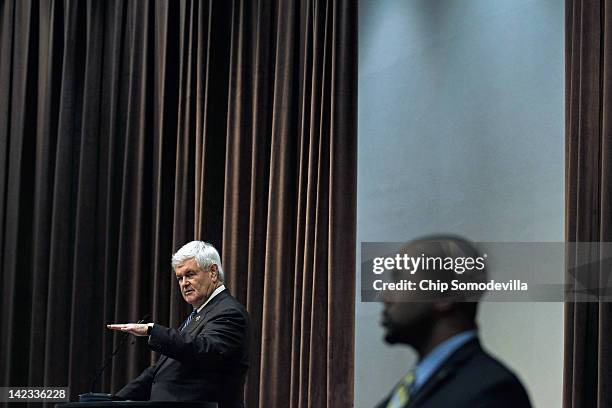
[0,1,357,407]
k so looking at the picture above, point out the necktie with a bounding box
[180,309,198,332]
[386,370,416,408]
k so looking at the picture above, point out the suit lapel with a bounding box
[185,289,229,335]
[405,339,481,407]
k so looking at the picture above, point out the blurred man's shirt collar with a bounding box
[413,330,478,393]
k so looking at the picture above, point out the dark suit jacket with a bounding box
[376,339,532,408]
[116,289,250,408]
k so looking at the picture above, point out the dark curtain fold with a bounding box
[0,1,357,407]
[565,0,612,407]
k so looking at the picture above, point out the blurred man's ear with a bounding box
[433,301,455,313]
[434,301,478,322]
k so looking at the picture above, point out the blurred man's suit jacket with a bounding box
[376,339,532,408]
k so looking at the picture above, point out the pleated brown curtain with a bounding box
[565,0,612,407]
[0,1,357,407]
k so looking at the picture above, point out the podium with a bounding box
[56,403,217,408]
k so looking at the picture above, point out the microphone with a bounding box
[80,313,151,401]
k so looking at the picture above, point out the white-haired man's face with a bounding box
[175,258,220,308]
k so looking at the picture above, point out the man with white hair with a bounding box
[108,241,250,408]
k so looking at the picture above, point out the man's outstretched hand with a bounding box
[107,323,153,337]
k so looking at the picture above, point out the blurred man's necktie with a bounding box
[387,370,415,408]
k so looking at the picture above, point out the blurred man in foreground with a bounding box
[108,241,250,408]
[377,235,531,408]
